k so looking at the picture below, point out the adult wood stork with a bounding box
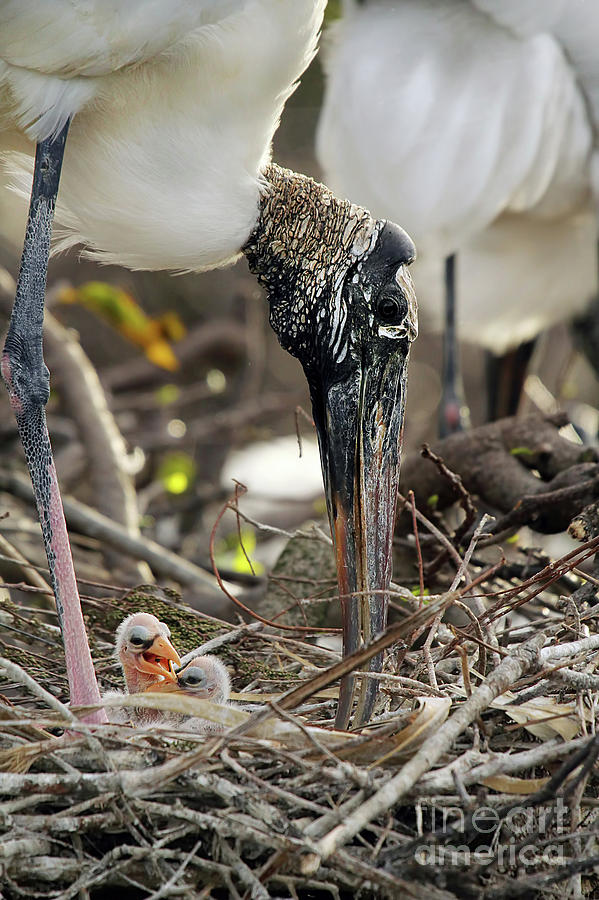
[0,0,418,728]
[317,0,599,433]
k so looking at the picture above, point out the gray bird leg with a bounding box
[439,254,470,436]
[2,123,106,723]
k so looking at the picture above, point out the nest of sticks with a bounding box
[2,220,599,896]
[2,366,599,897]
[2,516,599,900]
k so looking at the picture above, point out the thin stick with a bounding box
[408,490,424,600]
[208,481,336,633]
[308,632,545,865]
[0,533,52,593]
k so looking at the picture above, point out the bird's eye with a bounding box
[128,625,151,647]
[181,667,206,687]
[376,294,402,323]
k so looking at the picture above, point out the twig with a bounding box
[179,622,263,666]
[307,632,545,865]
[144,840,202,900]
[44,307,146,581]
[294,405,314,458]
[0,657,107,761]
[414,736,591,795]
[398,493,464,574]
[408,490,424,599]
[221,839,270,900]
[208,482,337,633]
[0,468,221,594]
[0,533,52,594]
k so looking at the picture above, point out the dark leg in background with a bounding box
[485,340,536,421]
[569,241,599,441]
[572,277,599,386]
[1,122,106,721]
[439,254,470,436]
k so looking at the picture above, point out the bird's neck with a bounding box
[244,163,382,355]
[122,666,153,696]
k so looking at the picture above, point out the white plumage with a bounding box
[317,0,599,354]
[1,0,325,271]
[1,0,419,728]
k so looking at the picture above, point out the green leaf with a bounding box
[215,529,264,575]
[155,384,180,406]
[157,453,196,495]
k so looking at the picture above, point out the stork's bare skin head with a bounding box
[114,612,181,693]
[177,656,231,704]
[245,166,417,727]
[151,655,231,706]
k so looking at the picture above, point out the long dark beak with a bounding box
[312,342,410,729]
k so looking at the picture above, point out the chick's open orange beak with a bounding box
[135,635,181,683]
[144,679,181,693]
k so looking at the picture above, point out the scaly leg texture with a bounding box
[1,123,106,723]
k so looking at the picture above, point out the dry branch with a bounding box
[401,412,599,535]
[0,468,221,594]
[308,632,546,865]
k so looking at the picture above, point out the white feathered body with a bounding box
[317,0,599,353]
[0,0,325,271]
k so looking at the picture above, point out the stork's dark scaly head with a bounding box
[245,165,417,727]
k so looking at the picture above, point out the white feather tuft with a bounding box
[317,0,598,353]
[1,0,326,270]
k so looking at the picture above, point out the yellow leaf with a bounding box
[144,339,180,372]
[57,281,185,370]
[493,694,582,741]
[481,775,550,795]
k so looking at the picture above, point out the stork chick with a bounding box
[177,656,231,706]
[150,655,232,735]
[103,612,181,725]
